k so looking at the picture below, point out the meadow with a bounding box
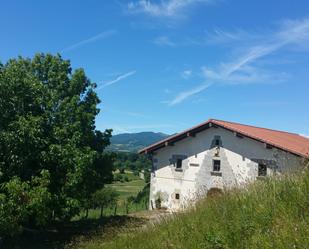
[74,166,309,249]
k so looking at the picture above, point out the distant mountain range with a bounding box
[108,132,170,152]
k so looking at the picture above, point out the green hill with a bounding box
[108,132,169,152]
[76,165,309,249]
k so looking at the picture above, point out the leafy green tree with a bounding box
[0,54,113,236]
[0,170,52,236]
[92,187,119,218]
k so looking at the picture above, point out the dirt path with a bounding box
[128,209,174,226]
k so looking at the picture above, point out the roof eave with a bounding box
[139,119,309,158]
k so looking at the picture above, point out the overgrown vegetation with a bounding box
[76,165,309,249]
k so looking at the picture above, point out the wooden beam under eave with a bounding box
[187,132,196,137]
[209,122,218,128]
[165,141,174,147]
[234,132,243,138]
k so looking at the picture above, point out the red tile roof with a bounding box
[139,119,309,158]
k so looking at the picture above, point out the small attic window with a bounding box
[215,139,220,146]
[211,135,222,148]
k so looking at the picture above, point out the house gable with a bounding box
[148,124,303,211]
[140,119,309,158]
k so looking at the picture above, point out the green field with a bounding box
[78,171,147,219]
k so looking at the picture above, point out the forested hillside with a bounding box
[109,132,169,152]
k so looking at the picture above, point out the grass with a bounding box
[74,166,309,249]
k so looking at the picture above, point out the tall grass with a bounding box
[75,166,309,249]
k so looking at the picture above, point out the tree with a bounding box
[92,187,119,218]
[0,54,113,237]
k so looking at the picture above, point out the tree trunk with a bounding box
[100,206,103,218]
[85,208,89,219]
[114,204,117,216]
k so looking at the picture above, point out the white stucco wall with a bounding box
[149,126,302,211]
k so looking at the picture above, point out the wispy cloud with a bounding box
[153,36,176,46]
[203,17,309,84]
[61,30,117,53]
[166,83,210,106]
[205,28,260,45]
[97,70,136,90]
[165,17,309,106]
[127,0,213,18]
[181,69,192,79]
[153,35,201,47]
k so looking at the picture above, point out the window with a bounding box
[211,136,222,148]
[176,159,182,169]
[213,160,221,172]
[215,139,220,146]
[175,193,180,200]
[258,163,267,176]
[190,163,199,167]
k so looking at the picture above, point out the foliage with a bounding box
[77,166,309,249]
[125,183,150,210]
[0,54,113,237]
[92,187,119,218]
[114,173,130,183]
[112,152,151,183]
[0,170,52,237]
[80,172,147,219]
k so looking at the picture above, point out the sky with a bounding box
[1,0,309,136]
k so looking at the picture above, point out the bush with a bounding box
[114,174,123,182]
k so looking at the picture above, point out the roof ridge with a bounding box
[210,119,299,136]
[140,118,309,158]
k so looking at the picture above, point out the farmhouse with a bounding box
[139,119,309,211]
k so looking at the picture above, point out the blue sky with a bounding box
[1,0,309,136]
